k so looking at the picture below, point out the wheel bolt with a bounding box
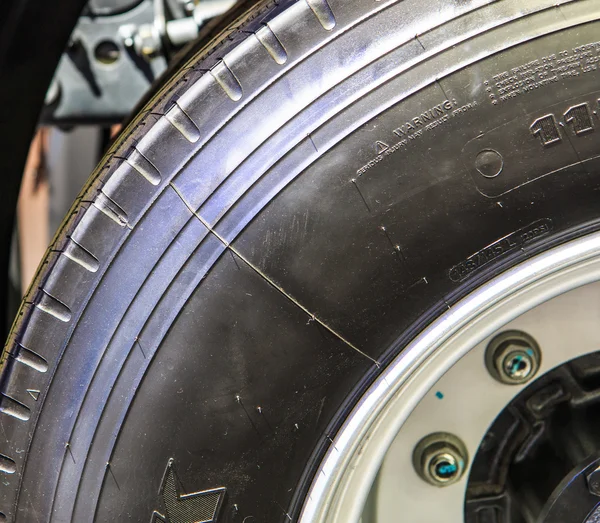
[413,433,468,487]
[587,465,600,496]
[485,330,541,385]
[501,349,533,381]
[429,452,459,482]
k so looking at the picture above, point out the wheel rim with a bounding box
[300,230,600,523]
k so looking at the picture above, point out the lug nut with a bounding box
[413,433,468,487]
[485,330,541,385]
[587,465,600,496]
[502,350,533,381]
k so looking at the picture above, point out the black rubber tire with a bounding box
[3,0,600,521]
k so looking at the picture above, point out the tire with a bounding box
[3,0,600,521]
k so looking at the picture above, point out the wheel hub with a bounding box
[538,456,600,523]
[467,351,600,523]
[300,232,600,523]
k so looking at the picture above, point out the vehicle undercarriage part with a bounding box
[41,0,236,124]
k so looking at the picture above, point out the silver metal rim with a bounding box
[299,230,600,523]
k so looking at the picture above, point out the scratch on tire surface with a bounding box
[273,499,293,521]
[350,179,371,213]
[169,183,380,367]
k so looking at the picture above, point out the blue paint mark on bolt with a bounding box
[435,391,444,399]
[436,461,458,478]
[509,355,524,374]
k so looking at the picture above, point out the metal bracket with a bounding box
[41,0,235,124]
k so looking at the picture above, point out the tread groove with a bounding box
[0,454,15,475]
[210,61,243,101]
[63,238,100,273]
[165,103,201,143]
[93,192,129,228]
[36,291,72,323]
[126,149,162,185]
[305,0,336,30]
[11,344,48,373]
[255,24,288,64]
[0,395,30,421]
